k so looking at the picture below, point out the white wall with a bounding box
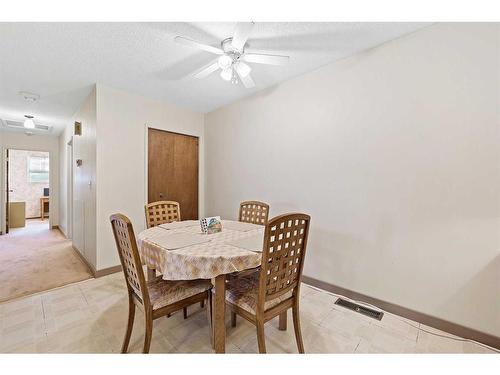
[59,87,97,268]
[0,131,59,231]
[95,84,204,270]
[204,23,500,337]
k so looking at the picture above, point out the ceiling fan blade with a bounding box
[236,69,255,89]
[174,36,223,55]
[242,53,290,66]
[192,60,220,79]
[231,22,255,51]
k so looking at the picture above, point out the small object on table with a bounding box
[200,216,222,234]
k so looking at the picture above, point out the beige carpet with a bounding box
[0,220,93,302]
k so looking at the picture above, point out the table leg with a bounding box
[207,289,213,347]
[212,274,226,353]
[147,268,156,281]
[40,199,43,221]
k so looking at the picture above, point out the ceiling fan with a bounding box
[174,22,290,88]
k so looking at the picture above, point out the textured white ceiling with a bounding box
[0,22,430,134]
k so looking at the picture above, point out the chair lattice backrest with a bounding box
[110,214,149,306]
[145,201,181,229]
[239,201,269,225]
[258,213,311,305]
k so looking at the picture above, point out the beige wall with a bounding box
[59,87,97,268]
[95,84,205,270]
[59,85,204,271]
[204,23,500,337]
[0,131,59,232]
[8,149,49,218]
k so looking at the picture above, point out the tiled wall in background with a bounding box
[9,149,49,218]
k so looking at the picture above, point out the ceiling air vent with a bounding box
[1,118,52,133]
[4,119,24,128]
[35,123,50,131]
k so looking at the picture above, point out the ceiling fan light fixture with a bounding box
[220,68,233,81]
[236,62,251,77]
[218,55,233,70]
[24,115,35,129]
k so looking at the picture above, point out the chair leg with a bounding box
[121,297,135,353]
[143,310,153,354]
[292,302,305,353]
[147,268,156,281]
[278,311,287,331]
[183,306,188,319]
[256,321,266,354]
[231,312,237,327]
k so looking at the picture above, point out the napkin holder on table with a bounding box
[200,216,222,234]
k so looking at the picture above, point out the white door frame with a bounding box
[67,138,73,239]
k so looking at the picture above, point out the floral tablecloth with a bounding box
[137,220,263,280]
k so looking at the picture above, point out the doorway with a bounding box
[147,128,199,219]
[5,148,50,234]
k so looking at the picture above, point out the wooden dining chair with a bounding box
[225,213,311,353]
[229,201,270,280]
[110,213,212,353]
[239,201,269,225]
[144,200,181,229]
[144,200,202,317]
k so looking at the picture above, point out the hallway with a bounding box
[0,220,93,302]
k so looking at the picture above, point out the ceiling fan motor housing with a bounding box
[221,37,246,54]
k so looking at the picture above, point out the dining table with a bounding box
[137,219,265,353]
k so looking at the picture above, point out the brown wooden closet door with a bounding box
[148,128,199,220]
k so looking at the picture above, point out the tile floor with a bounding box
[0,271,497,354]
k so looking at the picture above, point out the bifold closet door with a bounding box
[148,128,199,220]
